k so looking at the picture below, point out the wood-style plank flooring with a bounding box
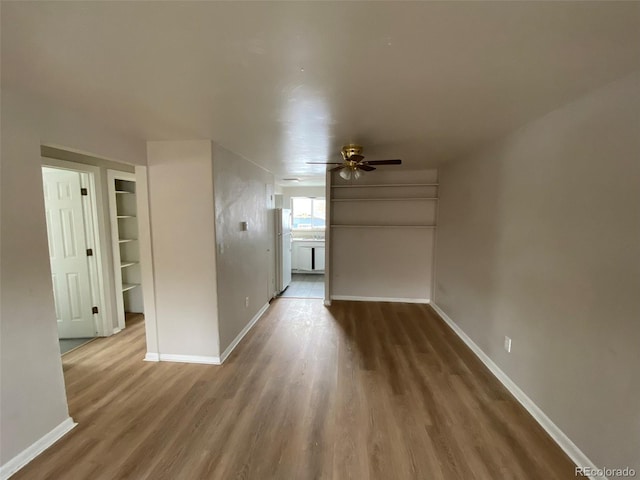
[14,299,576,479]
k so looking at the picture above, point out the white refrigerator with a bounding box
[275,208,292,293]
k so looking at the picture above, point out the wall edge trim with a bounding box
[331,295,430,304]
[219,302,270,364]
[0,417,77,480]
[157,354,221,365]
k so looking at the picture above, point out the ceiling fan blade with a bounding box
[362,159,402,165]
[358,165,376,172]
[348,154,365,163]
[329,165,346,172]
[306,162,344,164]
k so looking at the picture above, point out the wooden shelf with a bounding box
[118,238,138,243]
[121,283,140,292]
[330,224,436,229]
[331,183,439,188]
[332,197,438,202]
[120,261,139,268]
[116,215,136,218]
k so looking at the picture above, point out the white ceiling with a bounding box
[2,1,639,181]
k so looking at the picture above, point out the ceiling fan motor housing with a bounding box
[341,144,363,161]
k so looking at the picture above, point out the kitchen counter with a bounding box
[291,240,325,272]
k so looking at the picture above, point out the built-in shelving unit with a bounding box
[108,171,144,331]
[330,224,437,229]
[331,183,439,188]
[330,181,438,228]
[328,170,439,301]
[331,197,438,202]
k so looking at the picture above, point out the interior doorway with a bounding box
[275,191,326,300]
[42,165,104,354]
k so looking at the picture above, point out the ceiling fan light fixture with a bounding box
[308,144,402,181]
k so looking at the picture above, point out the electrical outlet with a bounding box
[504,336,512,353]
[245,296,249,308]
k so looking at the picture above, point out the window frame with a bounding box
[290,196,326,231]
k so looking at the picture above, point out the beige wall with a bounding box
[0,90,145,465]
[212,144,274,352]
[146,141,220,358]
[435,72,640,470]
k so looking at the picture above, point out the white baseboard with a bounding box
[157,354,221,365]
[323,299,332,306]
[144,352,160,362]
[143,303,270,366]
[429,303,606,480]
[111,327,122,335]
[219,302,270,363]
[331,295,430,304]
[0,417,76,480]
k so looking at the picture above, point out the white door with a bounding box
[266,184,276,298]
[42,168,96,338]
[315,246,326,271]
[298,246,313,271]
[282,232,292,288]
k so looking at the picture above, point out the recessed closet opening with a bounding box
[107,172,145,332]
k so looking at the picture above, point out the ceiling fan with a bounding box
[307,144,401,180]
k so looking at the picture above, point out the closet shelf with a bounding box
[115,190,135,194]
[116,215,137,218]
[118,238,138,243]
[122,283,140,292]
[120,261,139,268]
[331,197,438,202]
[331,183,438,188]
[330,224,436,229]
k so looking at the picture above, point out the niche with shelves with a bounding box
[108,171,144,331]
[328,170,439,301]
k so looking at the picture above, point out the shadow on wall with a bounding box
[433,72,640,470]
[435,145,506,361]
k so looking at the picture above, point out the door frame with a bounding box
[324,169,332,305]
[41,158,113,337]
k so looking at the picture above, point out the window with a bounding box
[291,197,326,230]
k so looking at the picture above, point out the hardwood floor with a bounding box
[14,299,576,479]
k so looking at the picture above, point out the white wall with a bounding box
[212,144,274,352]
[0,89,145,466]
[435,72,640,470]
[146,141,220,358]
